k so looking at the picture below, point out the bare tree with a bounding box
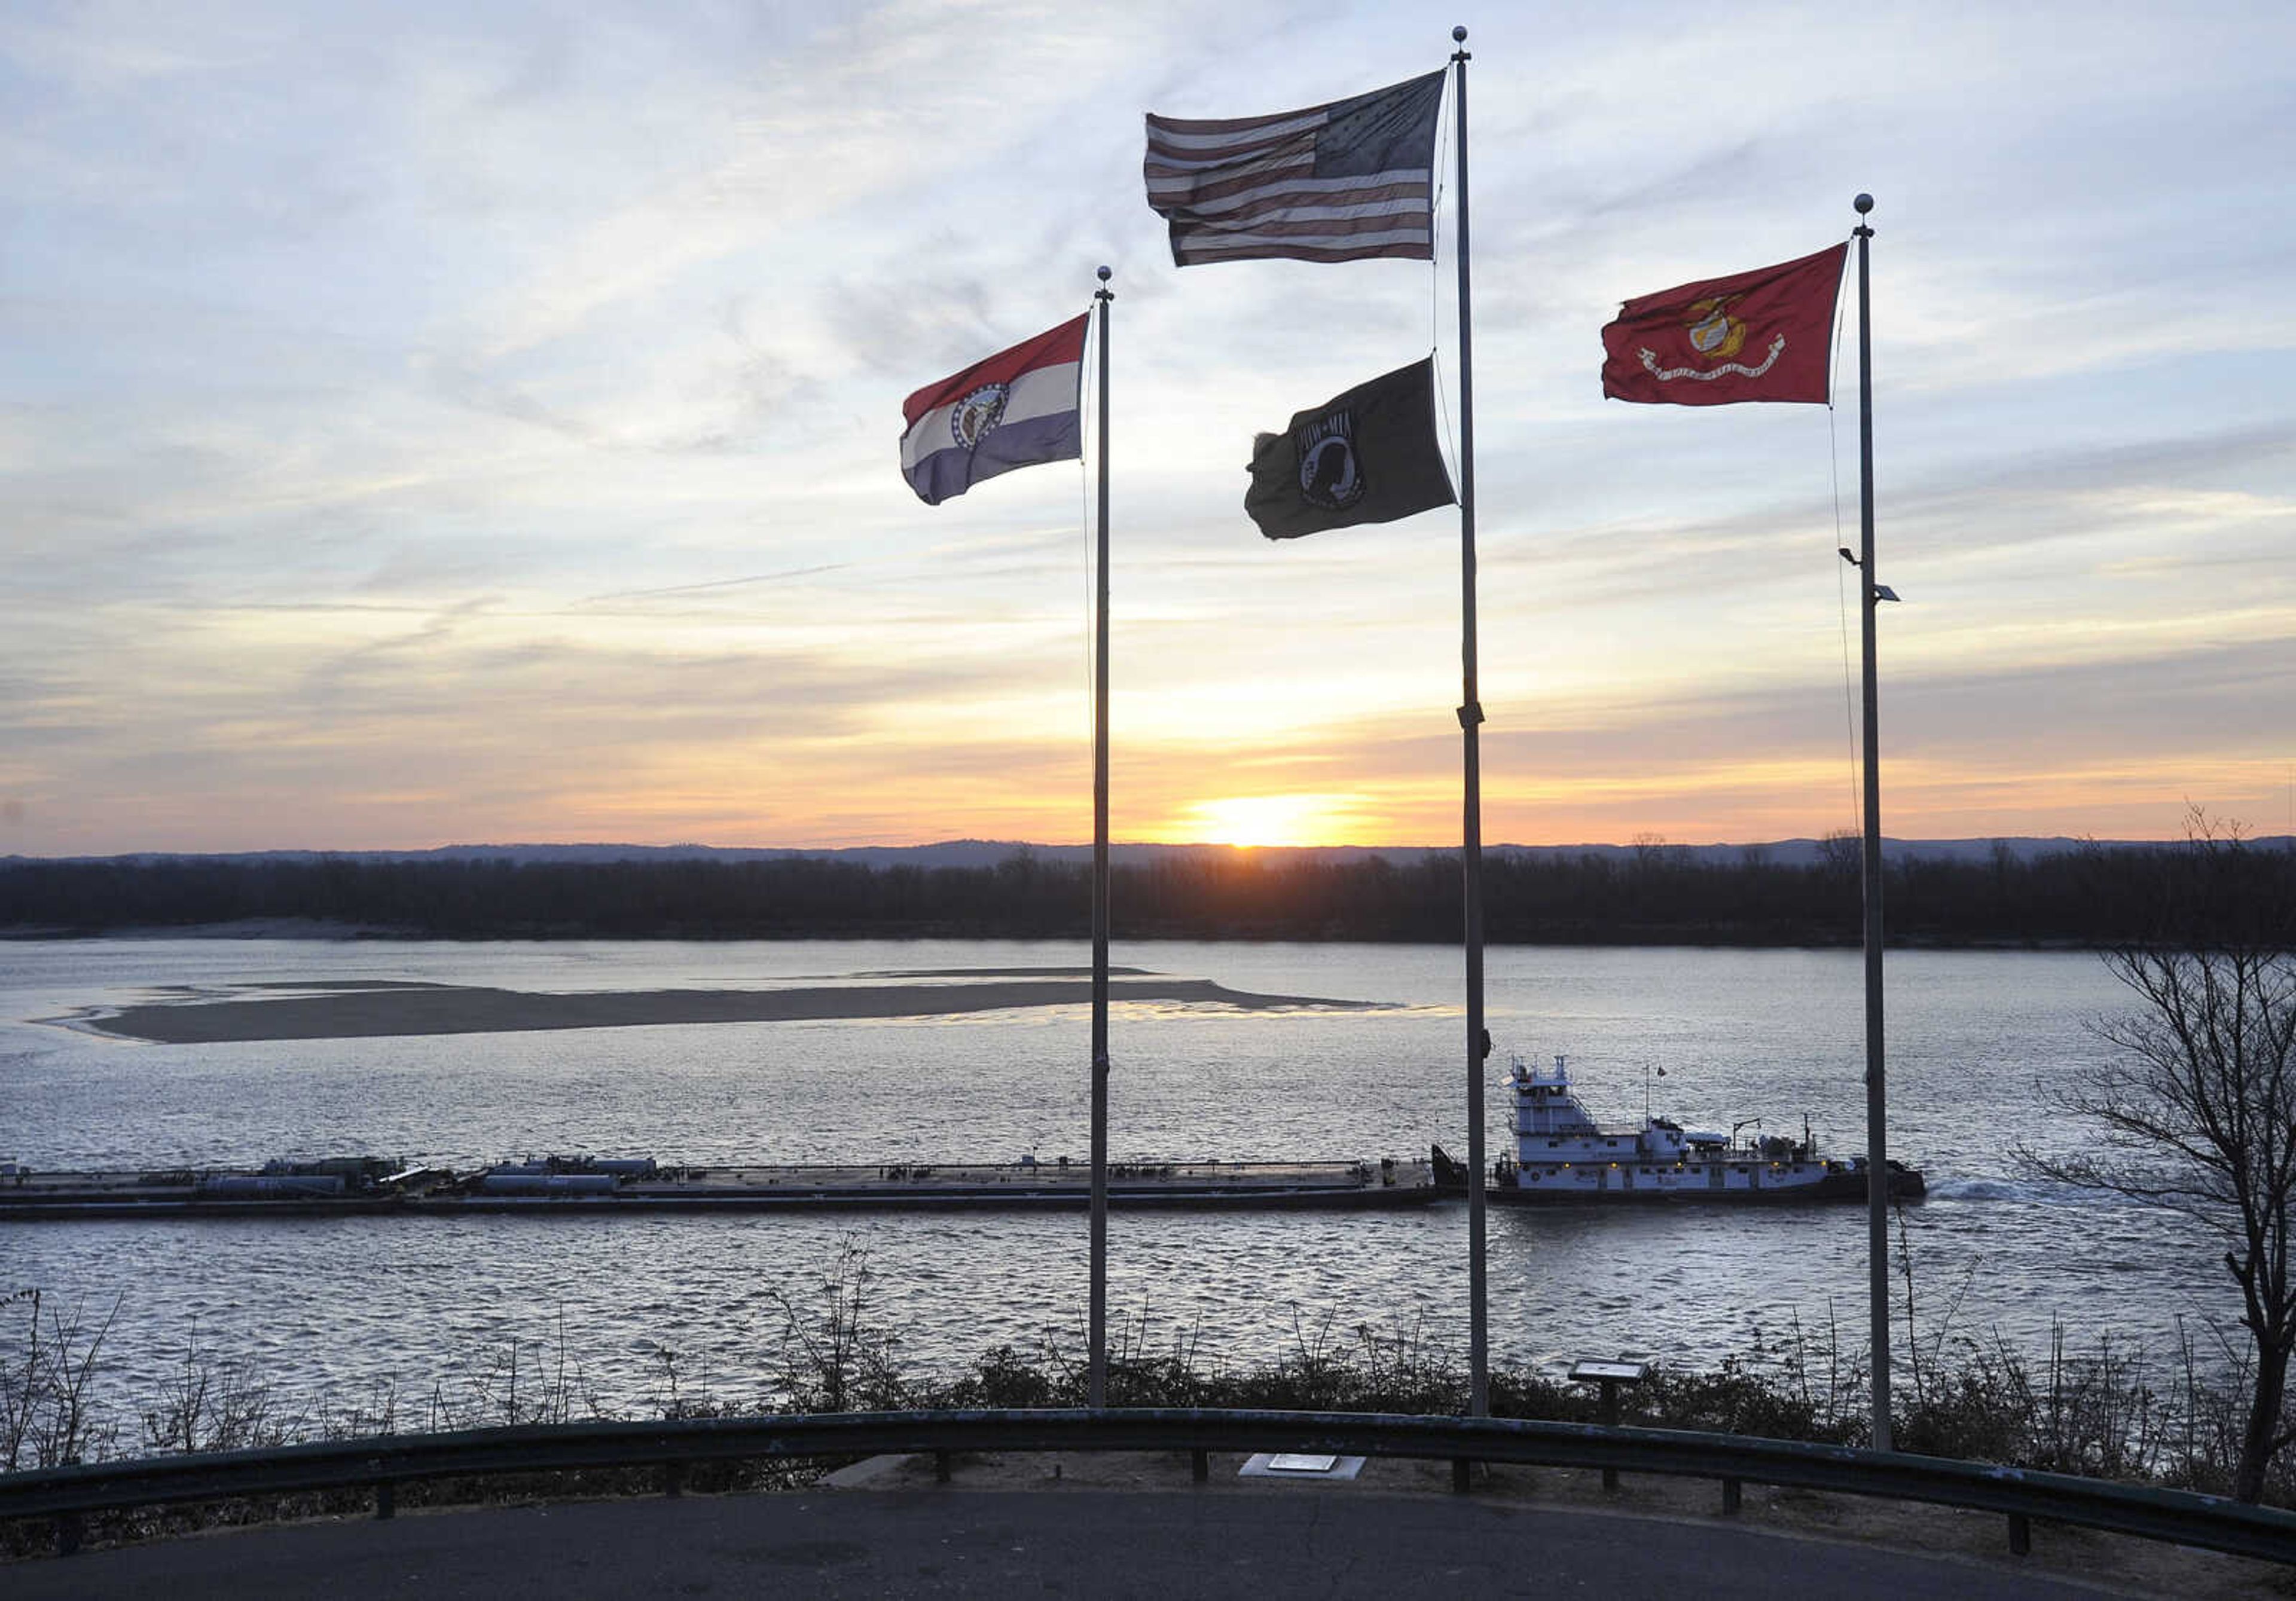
[1,1289,121,1469]
[1817,829,1863,878]
[2022,818,2296,1501]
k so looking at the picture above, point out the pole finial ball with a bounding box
[1452,25,1467,41]
[1854,193,1874,215]
[1097,265,1112,282]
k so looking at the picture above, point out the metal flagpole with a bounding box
[1089,265,1114,1411]
[1851,194,1892,1454]
[1449,24,1489,1423]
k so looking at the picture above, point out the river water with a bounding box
[0,937,2221,1423]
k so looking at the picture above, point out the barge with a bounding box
[0,1152,1439,1220]
[1434,1054,1926,1204]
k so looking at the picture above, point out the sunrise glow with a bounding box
[1178,795,1368,850]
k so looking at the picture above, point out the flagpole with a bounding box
[1449,23,1490,1424]
[1851,194,1892,1455]
[1087,265,1115,1412]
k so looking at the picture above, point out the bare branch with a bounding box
[2019,815,2296,1501]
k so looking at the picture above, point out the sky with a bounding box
[4,1,2292,856]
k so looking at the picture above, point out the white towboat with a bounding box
[1434,1054,1925,1204]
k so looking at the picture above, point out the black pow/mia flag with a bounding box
[1244,358,1456,539]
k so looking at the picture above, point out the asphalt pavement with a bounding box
[1,1483,2158,1600]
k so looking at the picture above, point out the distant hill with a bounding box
[13,835,2285,870]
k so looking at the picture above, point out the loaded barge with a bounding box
[0,1152,1439,1220]
[2,1055,1929,1221]
[1434,1055,1926,1204]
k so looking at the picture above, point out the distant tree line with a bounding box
[4,838,2291,946]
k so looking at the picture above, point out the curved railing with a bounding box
[5,1408,2293,1565]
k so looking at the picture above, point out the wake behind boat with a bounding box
[1433,1054,1925,1204]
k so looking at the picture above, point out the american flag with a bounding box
[1143,70,1446,267]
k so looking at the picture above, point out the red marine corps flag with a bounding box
[1601,244,1848,405]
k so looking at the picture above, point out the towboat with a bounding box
[1434,1054,1925,1204]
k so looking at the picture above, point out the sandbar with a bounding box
[82,977,1385,1044]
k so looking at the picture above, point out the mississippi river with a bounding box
[0,937,2216,1419]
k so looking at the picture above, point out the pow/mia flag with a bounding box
[1245,358,1455,540]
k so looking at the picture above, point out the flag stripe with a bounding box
[1176,220,1434,249]
[1153,174,1429,216]
[899,360,1081,473]
[905,410,1082,506]
[1144,156,1317,203]
[1173,194,1432,232]
[1176,237,1433,266]
[1143,148,1313,187]
[1147,165,1427,210]
[1143,70,1443,267]
[1143,108,1327,144]
[1155,201,1435,257]
[1144,126,1319,166]
[900,313,1089,427]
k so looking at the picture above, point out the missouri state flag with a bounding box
[900,314,1087,505]
[1601,245,1848,405]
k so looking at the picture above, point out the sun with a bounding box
[1180,794,1361,849]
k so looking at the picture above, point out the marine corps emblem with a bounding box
[950,383,1009,451]
[1682,294,1748,362]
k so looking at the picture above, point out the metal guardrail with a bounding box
[5,1407,2294,1566]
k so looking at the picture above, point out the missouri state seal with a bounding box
[950,383,1009,451]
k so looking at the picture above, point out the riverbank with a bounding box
[5,1277,2291,1593]
[7,1246,2285,1499]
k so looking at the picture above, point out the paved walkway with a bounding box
[1,1478,2177,1600]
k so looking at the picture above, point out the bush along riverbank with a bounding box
[8,1245,2295,1555]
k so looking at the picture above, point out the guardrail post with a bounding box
[1451,1458,1471,1493]
[2007,1511,2031,1556]
[1599,1379,1622,1491]
[375,1480,396,1520]
[935,1450,952,1484]
[1721,1477,1741,1516]
[663,1461,685,1498]
[54,1510,82,1557]
[1192,1449,1208,1484]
